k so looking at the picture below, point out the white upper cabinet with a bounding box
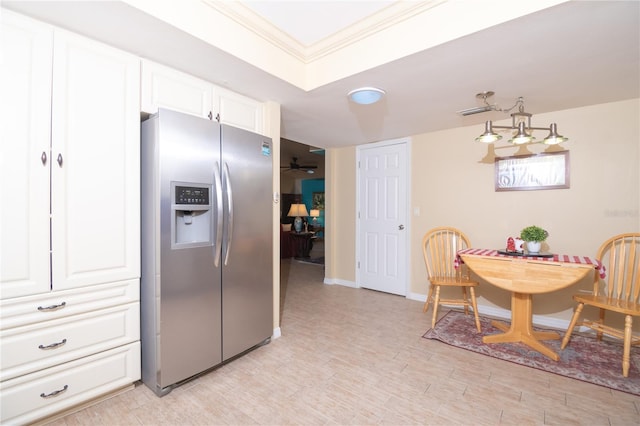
[217,87,264,133]
[141,59,264,134]
[50,29,140,292]
[141,60,215,119]
[0,11,141,298]
[0,11,53,299]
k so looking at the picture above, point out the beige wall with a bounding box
[328,98,640,322]
[280,173,300,195]
[325,146,357,283]
[263,101,283,333]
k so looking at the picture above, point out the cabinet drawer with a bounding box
[1,303,139,381]
[1,341,140,425]
[1,279,139,330]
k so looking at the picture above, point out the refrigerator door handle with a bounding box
[223,162,233,265]
[213,161,223,266]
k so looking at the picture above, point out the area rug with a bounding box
[423,311,640,396]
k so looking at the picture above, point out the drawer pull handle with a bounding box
[40,385,68,399]
[38,338,67,350]
[37,302,66,311]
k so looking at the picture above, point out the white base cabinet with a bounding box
[0,10,140,424]
[0,342,140,425]
[1,290,140,382]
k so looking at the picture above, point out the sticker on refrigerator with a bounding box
[261,141,271,156]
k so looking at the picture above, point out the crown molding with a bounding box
[202,0,446,64]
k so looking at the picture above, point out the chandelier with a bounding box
[460,92,568,145]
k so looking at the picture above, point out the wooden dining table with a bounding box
[457,248,605,361]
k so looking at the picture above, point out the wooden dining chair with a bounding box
[422,226,481,332]
[561,233,640,377]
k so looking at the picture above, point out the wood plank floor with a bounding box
[46,257,640,425]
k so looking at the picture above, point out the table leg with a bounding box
[293,234,311,259]
[482,292,561,361]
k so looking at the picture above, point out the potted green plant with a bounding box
[520,225,548,253]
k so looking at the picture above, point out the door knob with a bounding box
[399,224,405,230]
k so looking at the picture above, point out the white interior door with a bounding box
[357,140,408,295]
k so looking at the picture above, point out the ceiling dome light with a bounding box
[348,87,385,105]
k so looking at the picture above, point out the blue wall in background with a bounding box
[301,179,325,227]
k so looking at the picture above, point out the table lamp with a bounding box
[309,209,320,224]
[287,203,308,233]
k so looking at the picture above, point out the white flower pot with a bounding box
[526,241,542,254]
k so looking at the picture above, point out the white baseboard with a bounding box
[407,291,584,331]
[324,277,357,288]
[330,286,590,333]
[272,327,281,339]
[406,291,426,302]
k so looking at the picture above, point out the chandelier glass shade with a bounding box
[509,122,536,145]
[543,123,569,145]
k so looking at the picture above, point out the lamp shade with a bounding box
[287,204,308,217]
[309,209,320,218]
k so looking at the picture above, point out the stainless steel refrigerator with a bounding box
[140,108,273,396]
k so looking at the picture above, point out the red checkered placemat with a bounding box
[456,248,606,278]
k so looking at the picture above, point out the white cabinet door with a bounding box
[141,60,214,119]
[0,11,53,299]
[217,87,264,134]
[50,30,140,291]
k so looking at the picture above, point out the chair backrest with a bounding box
[594,233,640,302]
[422,226,471,281]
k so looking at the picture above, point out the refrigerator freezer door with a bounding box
[158,110,223,388]
[221,125,273,361]
[141,109,223,394]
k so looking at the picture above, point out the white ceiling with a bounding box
[243,1,396,46]
[4,1,639,152]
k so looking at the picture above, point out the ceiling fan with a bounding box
[281,157,317,174]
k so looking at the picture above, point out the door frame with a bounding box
[355,137,411,295]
